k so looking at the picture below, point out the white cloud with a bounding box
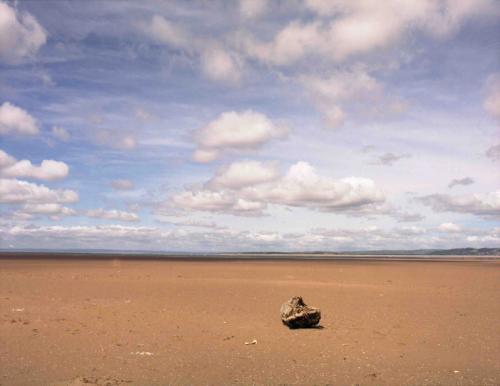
[146,15,188,48]
[86,208,139,222]
[193,110,287,162]
[396,226,427,235]
[171,161,384,216]
[200,47,242,84]
[419,191,500,218]
[12,203,76,220]
[0,149,69,181]
[244,21,323,66]
[22,203,75,216]
[302,69,381,102]
[3,222,499,252]
[323,2,425,60]
[111,179,134,191]
[192,148,220,163]
[239,0,268,19]
[51,126,70,141]
[0,149,15,168]
[158,218,226,230]
[0,178,78,204]
[484,73,500,121]
[208,160,279,189]
[242,161,385,211]
[247,0,497,65]
[0,102,39,135]
[300,69,382,128]
[3,224,162,249]
[438,222,462,233]
[170,190,266,216]
[233,1,492,130]
[0,1,47,64]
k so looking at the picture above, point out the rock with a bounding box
[280,296,321,328]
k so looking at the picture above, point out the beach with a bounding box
[1,257,499,385]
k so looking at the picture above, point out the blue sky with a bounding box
[0,0,499,251]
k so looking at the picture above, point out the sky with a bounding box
[0,0,499,252]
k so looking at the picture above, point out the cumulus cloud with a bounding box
[111,179,134,191]
[0,102,39,136]
[51,126,70,141]
[484,73,500,121]
[438,222,462,232]
[11,203,76,220]
[245,0,497,66]
[244,20,324,66]
[170,160,384,216]
[0,149,15,168]
[86,208,139,222]
[418,191,500,218]
[242,161,385,211]
[208,160,279,189]
[0,1,47,64]
[0,149,69,181]
[0,178,78,204]
[448,177,474,189]
[193,110,287,162]
[300,69,382,128]
[171,190,266,216]
[22,203,75,216]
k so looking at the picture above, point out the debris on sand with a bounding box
[60,376,132,385]
[280,296,321,328]
[130,351,153,356]
[244,339,257,345]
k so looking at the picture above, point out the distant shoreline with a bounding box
[0,251,499,262]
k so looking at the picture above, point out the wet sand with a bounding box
[1,258,499,385]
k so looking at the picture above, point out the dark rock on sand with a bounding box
[280,296,321,328]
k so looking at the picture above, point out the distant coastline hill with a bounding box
[334,248,500,256]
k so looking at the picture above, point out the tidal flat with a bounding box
[1,257,499,385]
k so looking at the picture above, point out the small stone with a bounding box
[280,296,321,328]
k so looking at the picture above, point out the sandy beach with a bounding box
[1,257,499,385]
